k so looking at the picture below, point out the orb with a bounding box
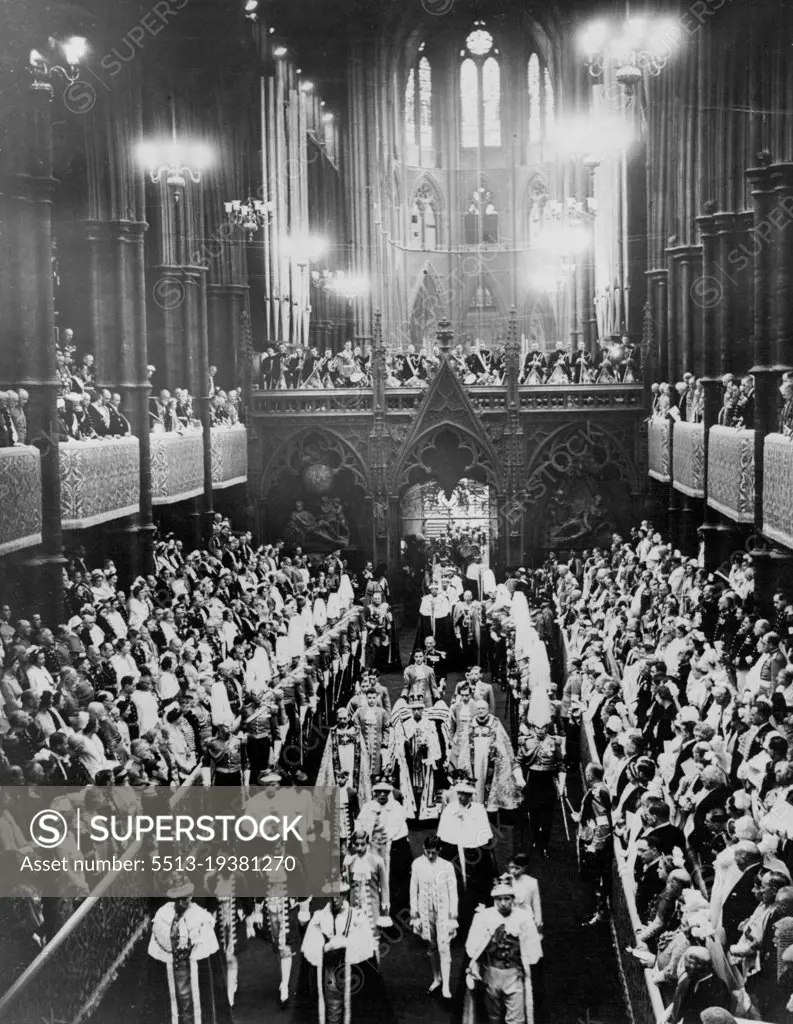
[301,462,335,494]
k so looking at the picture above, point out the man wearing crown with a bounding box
[388,696,444,820]
[146,880,232,1024]
[463,877,543,1024]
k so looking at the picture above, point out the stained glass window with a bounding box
[460,58,478,149]
[466,28,493,55]
[528,54,541,144]
[405,67,416,146]
[482,57,500,147]
[419,57,432,151]
[544,67,555,133]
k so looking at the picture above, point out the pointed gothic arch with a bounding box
[407,262,447,352]
[410,174,444,250]
[390,357,504,494]
[392,422,504,496]
[458,266,508,344]
[261,426,372,499]
[520,293,557,353]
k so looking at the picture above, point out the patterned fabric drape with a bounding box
[672,422,704,498]
[763,433,793,548]
[648,419,671,483]
[0,446,42,555]
[211,424,248,489]
[60,437,140,529]
[151,432,204,505]
[707,426,755,524]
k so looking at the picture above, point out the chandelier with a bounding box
[311,269,369,301]
[137,138,212,188]
[579,14,679,82]
[29,36,88,90]
[225,197,273,240]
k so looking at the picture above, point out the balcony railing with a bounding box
[210,423,248,489]
[763,432,793,549]
[56,426,248,529]
[149,425,247,504]
[647,418,671,482]
[672,421,705,498]
[250,382,645,416]
[708,425,755,524]
[0,445,42,555]
[150,430,204,505]
[60,437,141,529]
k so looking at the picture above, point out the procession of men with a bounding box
[115,521,633,1024]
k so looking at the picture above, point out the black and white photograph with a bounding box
[0,0,792,1022]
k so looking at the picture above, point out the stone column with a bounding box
[697,207,730,570]
[771,164,793,369]
[747,160,778,614]
[645,268,669,382]
[0,61,64,620]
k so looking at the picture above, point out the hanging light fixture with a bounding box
[579,10,680,80]
[136,98,212,190]
[311,269,369,300]
[225,197,274,240]
[28,36,88,90]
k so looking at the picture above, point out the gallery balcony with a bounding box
[646,417,793,557]
[250,381,645,419]
[0,426,249,556]
[0,445,43,556]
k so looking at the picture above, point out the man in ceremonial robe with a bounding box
[146,881,232,1024]
[352,686,391,778]
[355,779,412,913]
[317,707,373,807]
[410,835,459,998]
[423,635,448,684]
[342,829,391,952]
[572,763,613,925]
[301,882,391,1024]
[463,878,542,1024]
[403,649,440,707]
[437,779,497,929]
[388,697,444,820]
[364,591,401,672]
[454,591,484,668]
[457,700,521,813]
[415,583,454,655]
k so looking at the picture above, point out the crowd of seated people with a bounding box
[0,388,30,447]
[560,522,793,1021]
[255,335,642,391]
[650,373,756,429]
[0,517,363,970]
[519,337,641,385]
[51,340,240,440]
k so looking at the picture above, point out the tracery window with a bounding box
[459,23,501,149]
[405,47,433,162]
[411,183,439,250]
[465,185,498,245]
[527,54,556,143]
